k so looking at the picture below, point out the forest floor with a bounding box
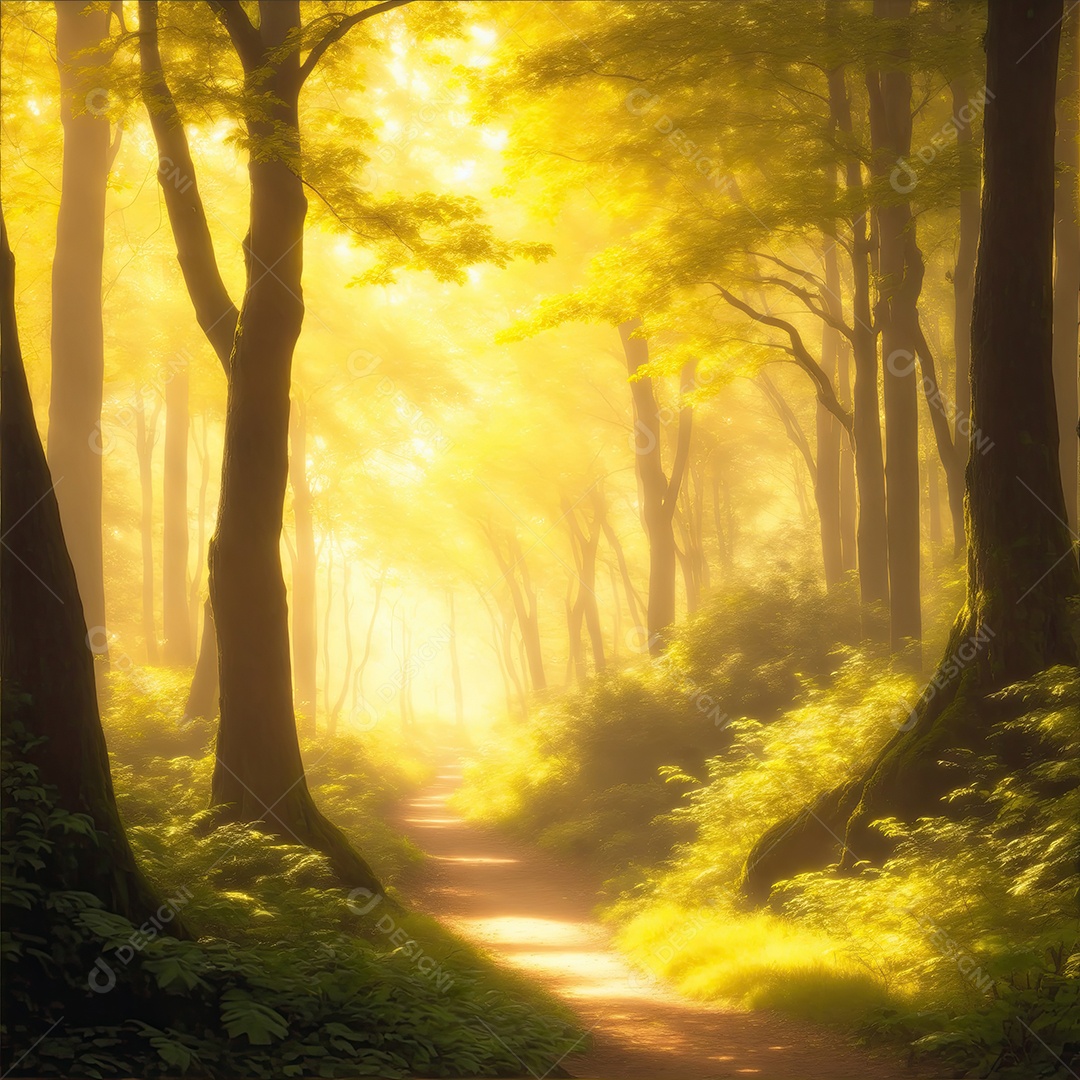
[393,757,945,1080]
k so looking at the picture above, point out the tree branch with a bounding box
[744,273,855,342]
[297,0,412,85]
[712,283,854,436]
[139,0,238,373]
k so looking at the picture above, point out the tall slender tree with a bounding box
[49,1,115,660]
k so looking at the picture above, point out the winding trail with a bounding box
[394,760,941,1080]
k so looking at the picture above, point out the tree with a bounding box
[138,0,540,882]
[743,0,1079,897]
[867,0,922,662]
[1054,2,1079,533]
[48,1,116,662]
[289,394,318,730]
[619,322,693,653]
[163,357,194,663]
[2,212,165,925]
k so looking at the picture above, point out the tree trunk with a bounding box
[867,0,922,663]
[206,1,379,891]
[926,451,942,549]
[951,75,979,554]
[817,241,845,589]
[289,395,318,728]
[1054,2,1080,532]
[836,336,858,573]
[188,413,211,648]
[163,361,193,664]
[135,393,160,665]
[2,214,167,925]
[619,320,693,653]
[49,1,112,663]
[743,0,1078,898]
[828,62,890,640]
[184,596,219,720]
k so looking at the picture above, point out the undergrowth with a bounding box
[459,572,1079,1077]
[1,673,583,1078]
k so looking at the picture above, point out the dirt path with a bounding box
[394,760,941,1080]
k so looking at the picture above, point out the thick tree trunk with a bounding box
[619,320,693,653]
[743,0,1078,897]
[828,64,890,640]
[1054,3,1080,532]
[163,363,193,664]
[868,0,922,663]
[184,596,219,720]
[49,1,111,661]
[2,215,167,925]
[289,396,318,728]
[135,394,160,665]
[206,1,379,891]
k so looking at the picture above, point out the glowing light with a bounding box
[480,128,508,151]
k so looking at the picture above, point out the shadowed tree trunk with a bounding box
[163,359,194,664]
[198,0,381,891]
[49,1,114,662]
[184,596,219,720]
[867,0,922,664]
[1054,2,1079,532]
[2,214,168,926]
[828,58,890,641]
[619,320,693,653]
[951,75,979,554]
[742,0,1079,899]
[817,240,845,589]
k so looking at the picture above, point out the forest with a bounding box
[1,1,1078,1078]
